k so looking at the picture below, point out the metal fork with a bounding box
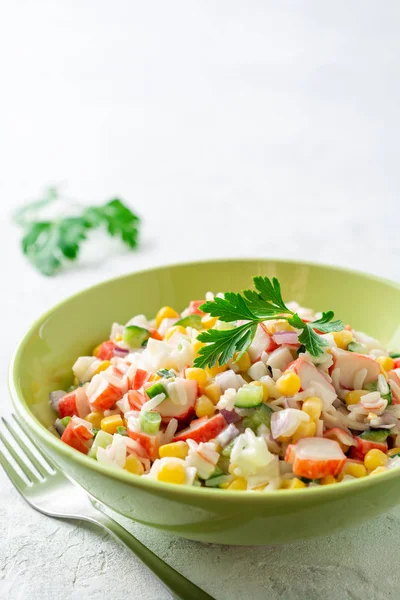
[0,414,215,600]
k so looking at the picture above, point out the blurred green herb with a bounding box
[14,188,140,276]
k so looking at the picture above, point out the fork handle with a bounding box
[92,509,215,600]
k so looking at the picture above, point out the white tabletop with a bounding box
[1,2,399,599]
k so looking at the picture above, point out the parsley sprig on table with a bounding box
[193,276,343,368]
[14,187,140,276]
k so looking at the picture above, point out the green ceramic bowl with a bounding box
[9,259,400,545]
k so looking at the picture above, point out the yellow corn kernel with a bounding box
[155,306,180,328]
[204,382,221,405]
[92,344,101,357]
[227,477,247,491]
[279,479,291,489]
[185,367,208,389]
[115,333,123,342]
[219,481,232,489]
[276,372,301,397]
[164,325,187,341]
[388,447,400,457]
[340,461,367,479]
[157,463,186,484]
[376,356,395,372]
[100,414,124,434]
[159,441,189,459]
[192,339,206,357]
[249,380,269,402]
[195,395,216,418]
[332,330,353,349]
[302,396,323,421]
[380,367,389,380]
[124,455,144,475]
[205,363,228,378]
[291,420,316,443]
[234,351,251,373]
[364,449,388,472]
[94,360,111,375]
[369,466,388,476]
[320,475,337,485]
[272,321,295,333]
[85,411,104,429]
[148,373,161,382]
[345,390,367,406]
[73,376,79,386]
[228,463,237,475]
[288,478,307,489]
[201,315,218,329]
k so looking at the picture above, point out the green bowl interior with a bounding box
[10,258,400,473]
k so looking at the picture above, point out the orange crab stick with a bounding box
[285,437,346,480]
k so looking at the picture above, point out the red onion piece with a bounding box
[216,424,240,448]
[272,331,299,345]
[220,408,241,424]
[49,390,66,413]
[113,346,129,358]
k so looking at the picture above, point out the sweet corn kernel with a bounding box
[155,306,179,328]
[276,372,301,397]
[73,377,79,386]
[192,339,206,356]
[94,360,111,375]
[185,367,208,389]
[164,325,187,341]
[205,363,228,378]
[345,390,367,406]
[288,478,307,489]
[364,449,388,472]
[369,466,388,476]
[92,344,101,357]
[201,315,218,329]
[249,380,269,402]
[219,481,232,489]
[86,411,104,429]
[234,351,251,372]
[124,455,144,475]
[228,463,237,475]
[302,396,323,421]
[332,330,353,349]
[291,420,316,443]
[340,461,367,479]
[376,356,395,372]
[272,321,295,333]
[157,463,186,484]
[227,477,247,491]
[115,333,123,342]
[195,395,216,418]
[388,447,400,457]
[100,414,124,434]
[320,475,337,485]
[159,441,189,459]
[279,479,291,489]
[380,367,389,380]
[204,382,221,405]
[148,373,161,382]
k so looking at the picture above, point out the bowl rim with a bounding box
[9,257,400,503]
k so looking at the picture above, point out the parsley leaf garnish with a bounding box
[16,190,140,276]
[193,277,344,368]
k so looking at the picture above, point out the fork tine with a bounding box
[0,427,39,483]
[0,444,28,491]
[2,417,48,478]
[13,414,56,472]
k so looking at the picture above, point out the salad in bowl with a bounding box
[50,275,400,492]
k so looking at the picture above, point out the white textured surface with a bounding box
[1,2,400,599]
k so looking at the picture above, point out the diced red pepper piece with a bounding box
[149,328,164,341]
[173,414,227,443]
[188,300,205,316]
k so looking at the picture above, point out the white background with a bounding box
[1,2,399,599]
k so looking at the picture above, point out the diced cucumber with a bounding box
[365,378,392,405]
[242,404,273,432]
[359,429,391,443]
[174,314,203,330]
[221,439,236,458]
[88,430,113,458]
[61,416,71,428]
[123,325,150,349]
[234,385,263,408]
[390,352,400,359]
[146,382,168,399]
[207,466,224,479]
[116,426,128,436]
[157,369,175,379]
[204,474,234,488]
[347,342,368,354]
[140,411,161,435]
